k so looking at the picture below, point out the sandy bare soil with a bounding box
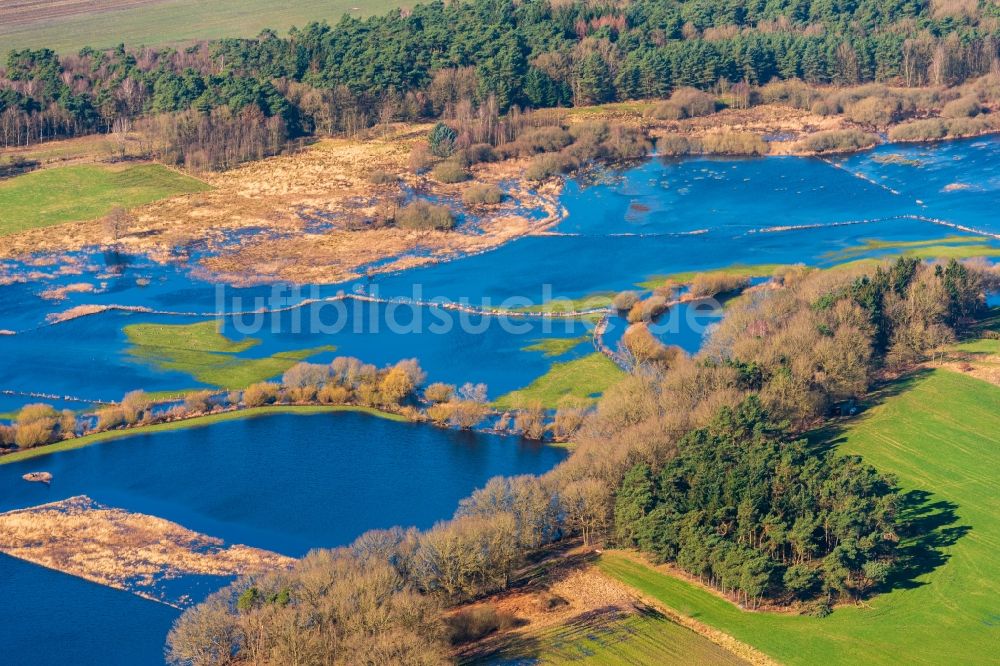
[0,495,293,607]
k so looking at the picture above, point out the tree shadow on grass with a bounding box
[807,367,971,594]
[882,489,970,592]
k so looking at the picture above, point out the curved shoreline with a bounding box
[0,405,406,466]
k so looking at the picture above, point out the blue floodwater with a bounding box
[0,137,998,664]
[0,411,567,664]
[3,138,998,412]
[0,412,567,555]
[1,554,177,666]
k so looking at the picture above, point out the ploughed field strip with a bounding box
[478,607,750,666]
[0,0,167,26]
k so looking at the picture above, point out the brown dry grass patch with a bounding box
[0,495,293,606]
[0,125,563,285]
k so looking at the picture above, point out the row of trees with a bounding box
[2,0,999,158]
[0,352,595,454]
[167,257,998,663]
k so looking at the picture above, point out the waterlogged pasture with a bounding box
[0,411,567,663]
[0,137,998,664]
[1,138,997,411]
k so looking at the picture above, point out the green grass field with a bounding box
[824,235,1000,263]
[0,164,209,236]
[0,0,406,53]
[494,353,623,409]
[473,608,748,665]
[124,320,335,389]
[638,264,791,289]
[510,293,614,316]
[522,335,591,358]
[0,405,405,465]
[955,306,1000,355]
[599,368,1000,665]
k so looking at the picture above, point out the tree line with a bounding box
[162,257,999,663]
[1,0,998,164]
[0,353,592,453]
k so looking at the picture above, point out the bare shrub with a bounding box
[656,134,694,156]
[121,390,151,424]
[103,206,132,244]
[845,96,901,127]
[553,400,588,440]
[612,290,639,311]
[183,390,215,414]
[888,119,948,142]
[700,131,768,155]
[760,79,820,110]
[524,152,575,181]
[95,405,125,431]
[317,384,351,404]
[941,96,983,119]
[396,201,456,230]
[622,325,683,365]
[803,129,879,153]
[513,401,548,440]
[464,143,497,164]
[408,142,432,173]
[651,87,717,120]
[506,126,573,156]
[243,382,280,407]
[688,273,751,298]
[446,605,519,645]
[461,183,504,206]
[367,169,398,185]
[945,116,992,137]
[14,403,58,448]
[424,382,455,403]
[431,160,470,183]
[627,294,669,323]
[447,401,489,429]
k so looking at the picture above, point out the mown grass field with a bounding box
[0,163,209,236]
[475,608,748,666]
[0,0,405,53]
[494,352,623,409]
[599,368,1000,665]
[0,405,405,465]
[124,320,335,389]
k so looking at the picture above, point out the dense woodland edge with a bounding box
[3,0,1000,172]
[145,257,1000,664]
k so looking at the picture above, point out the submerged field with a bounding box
[124,320,335,389]
[0,164,209,236]
[495,352,623,409]
[0,0,405,52]
[1,136,998,664]
[599,368,1000,665]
